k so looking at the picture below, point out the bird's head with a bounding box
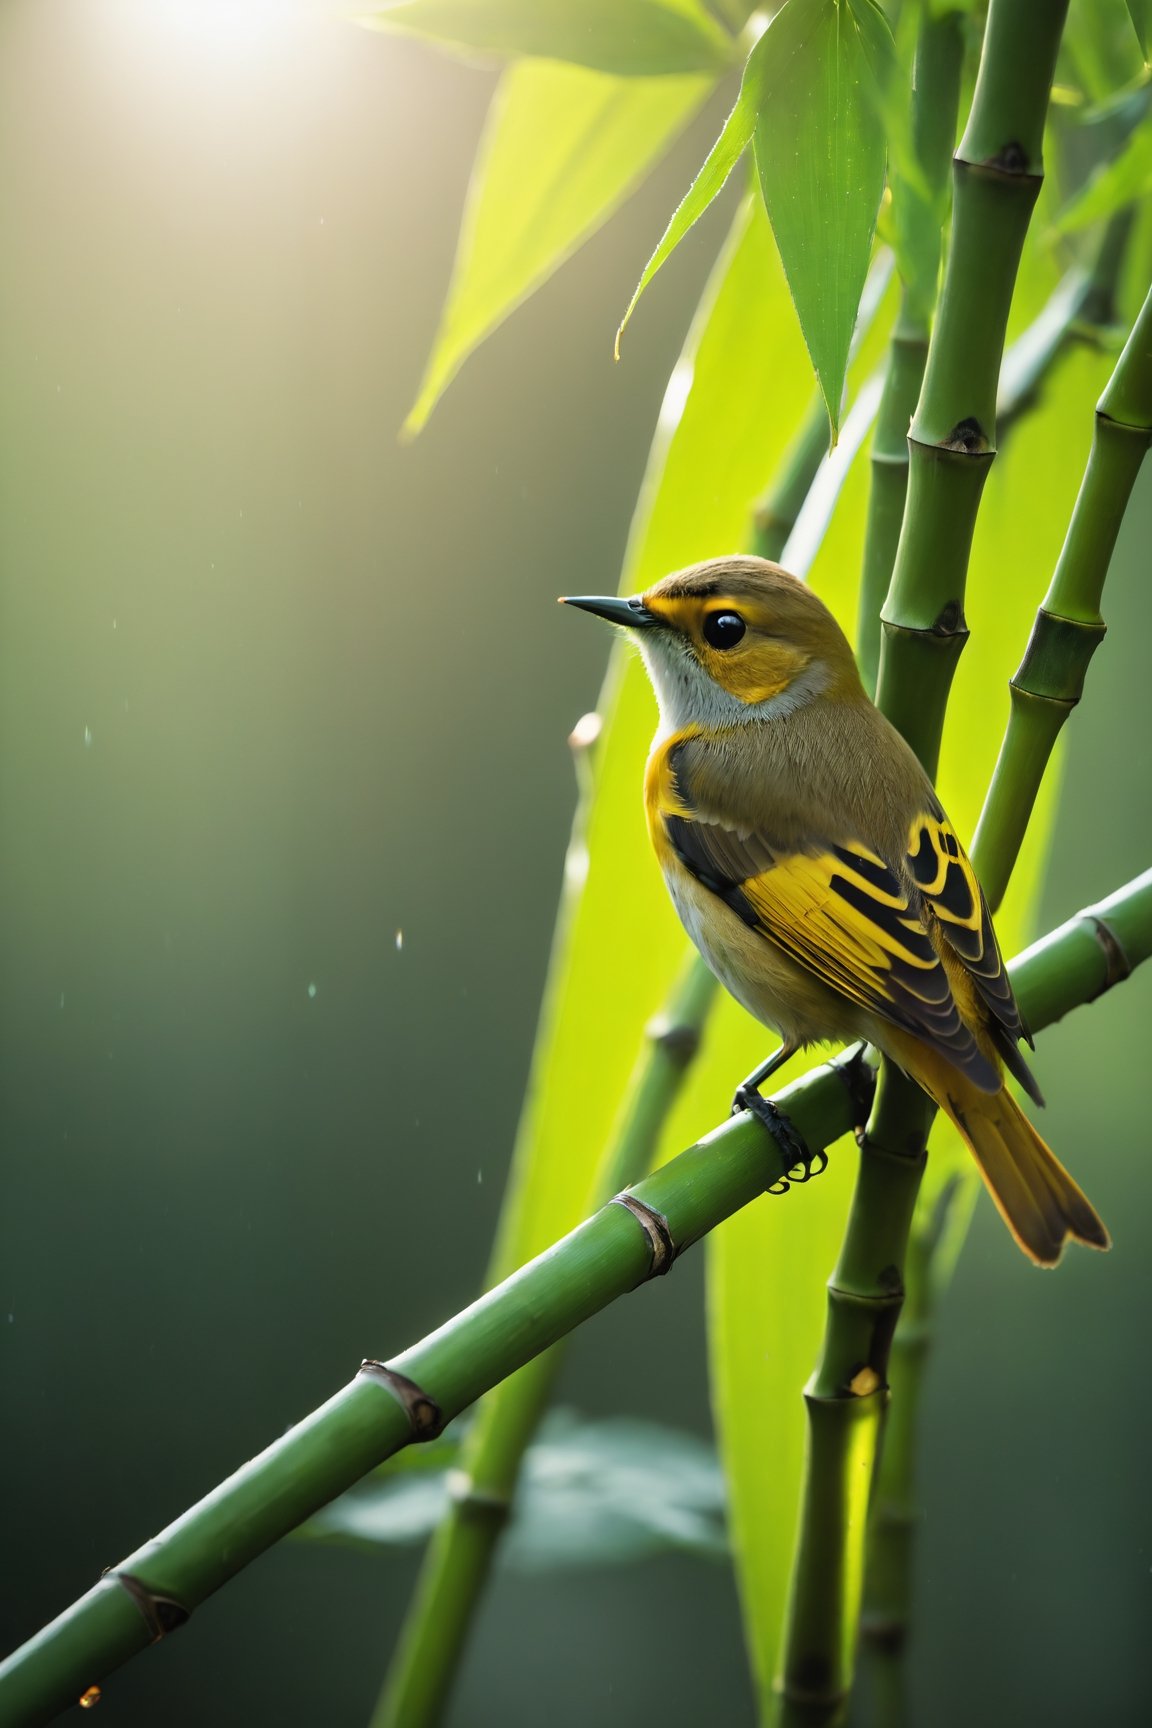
[562,556,861,733]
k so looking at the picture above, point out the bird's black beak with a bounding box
[560,594,660,629]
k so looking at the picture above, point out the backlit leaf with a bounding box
[405,61,714,435]
[485,195,817,1288]
[614,25,778,358]
[359,0,736,77]
[752,0,890,436]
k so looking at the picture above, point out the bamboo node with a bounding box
[940,416,988,454]
[985,139,1028,174]
[359,1361,445,1440]
[849,1365,883,1398]
[115,1573,190,1643]
[446,1470,512,1526]
[610,1191,678,1279]
[829,1043,877,1130]
[1085,916,1132,995]
[931,598,967,638]
[860,1613,908,1652]
[645,1012,701,1067]
[777,1658,849,1707]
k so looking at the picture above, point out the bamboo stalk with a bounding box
[754,395,836,561]
[370,234,877,1727]
[856,9,965,695]
[855,223,1143,1727]
[973,279,1152,910]
[856,240,1146,1728]
[773,5,1072,1719]
[877,0,1070,780]
[368,954,716,1728]
[2,875,1150,1728]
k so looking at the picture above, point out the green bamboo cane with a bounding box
[368,332,843,1728]
[876,0,1069,776]
[863,231,1130,702]
[973,278,1152,911]
[2,874,1149,1728]
[368,954,717,1728]
[856,7,965,695]
[771,4,1072,1720]
[854,268,1151,1727]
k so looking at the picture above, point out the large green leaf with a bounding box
[359,0,736,76]
[752,0,890,436]
[618,0,891,437]
[302,1412,727,1568]
[614,24,778,358]
[404,61,714,436]
[486,193,815,1288]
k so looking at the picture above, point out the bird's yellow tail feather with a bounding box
[891,1043,1110,1266]
[941,1081,1109,1266]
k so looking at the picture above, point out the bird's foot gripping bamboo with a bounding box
[734,1084,827,1194]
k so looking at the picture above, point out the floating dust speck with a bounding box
[395,929,404,952]
[307,982,317,1000]
[564,842,590,890]
[83,725,93,748]
[568,711,602,752]
[79,1686,101,1709]
[477,1169,483,1186]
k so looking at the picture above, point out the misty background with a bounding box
[1,3,1149,1723]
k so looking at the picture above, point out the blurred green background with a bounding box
[1,2,1149,1723]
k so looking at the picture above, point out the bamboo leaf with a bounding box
[1059,0,1149,107]
[1127,0,1151,58]
[752,0,890,437]
[404,62,714,436]
[484,197,815,1294]
[303,1413,727,1567]
[1055,118,1152,232]
[358,0,736,76]
[614,25,779,358]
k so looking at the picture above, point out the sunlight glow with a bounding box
[146,0,304,61]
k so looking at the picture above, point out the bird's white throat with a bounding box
[635,632,830,739]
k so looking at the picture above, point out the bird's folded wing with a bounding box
[652,741,1031,1098]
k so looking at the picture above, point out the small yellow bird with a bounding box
[564,555,1109,1266]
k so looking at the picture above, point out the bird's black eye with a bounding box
[702,610,746,650]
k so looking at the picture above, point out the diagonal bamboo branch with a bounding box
[2,873,1150,1728]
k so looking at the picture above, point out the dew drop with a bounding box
[79,1686,101,1709]
[395,930,404,952]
